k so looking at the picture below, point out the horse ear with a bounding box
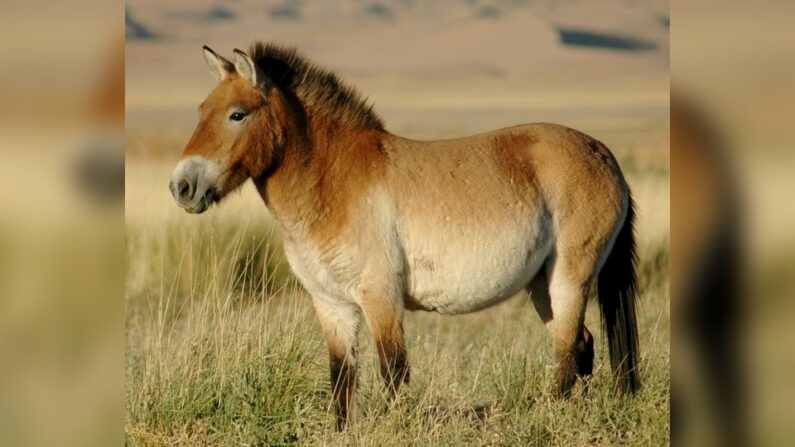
[232,49,271,90]
[203,46,233,81]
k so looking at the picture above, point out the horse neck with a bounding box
[255,107,386,239]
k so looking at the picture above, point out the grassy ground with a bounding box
[125,139,669,445]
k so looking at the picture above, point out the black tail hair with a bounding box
[598,193,641,394]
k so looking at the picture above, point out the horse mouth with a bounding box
[179,188,217,214]
[183,200,209,214]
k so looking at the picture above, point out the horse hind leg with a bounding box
[575,326,594,377]
[528,261,594,396]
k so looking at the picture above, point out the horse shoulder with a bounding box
[286,132,397,297]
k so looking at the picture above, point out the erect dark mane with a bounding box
[249,42,384,131]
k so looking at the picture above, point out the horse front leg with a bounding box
[356,284,410,399]
[312,297,362,430]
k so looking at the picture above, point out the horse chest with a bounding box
[282,238,357,299]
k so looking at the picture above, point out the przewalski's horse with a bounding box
[169,42,641,429]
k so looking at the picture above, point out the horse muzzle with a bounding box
[169,157,219,214]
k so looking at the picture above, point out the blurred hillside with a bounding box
[127,0,668,77]
[126,0,669,147]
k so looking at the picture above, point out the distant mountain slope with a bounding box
[127,0,668,79]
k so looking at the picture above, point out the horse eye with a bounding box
[229,112,246,122]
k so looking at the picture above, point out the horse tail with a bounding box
[598,191,641,395]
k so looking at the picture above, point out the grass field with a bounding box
[124,129,669,445]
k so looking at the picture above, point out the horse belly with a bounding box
[404,223,552,314]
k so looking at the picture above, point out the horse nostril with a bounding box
[204,186,217,202]
[178,179,193,200]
